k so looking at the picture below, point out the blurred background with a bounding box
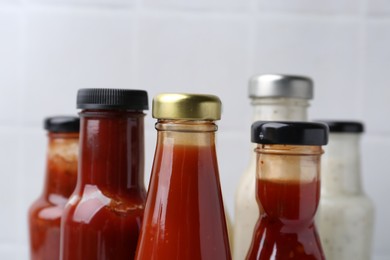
[0,0,389,259]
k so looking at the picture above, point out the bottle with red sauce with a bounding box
[60,89,148,260]
[135,93,231,260]
[247,121,328,260]
[29,116,79,260]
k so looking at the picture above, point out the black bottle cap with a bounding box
[251,121,329,145]
[44,116,80,133]
[316,120,364,133]
[77,88,149,111]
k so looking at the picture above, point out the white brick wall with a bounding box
[0,0,389,259]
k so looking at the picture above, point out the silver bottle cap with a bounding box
[248,74,313,99]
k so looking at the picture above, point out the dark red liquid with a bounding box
[135,144,231,259]
[60,111,146,260]
[247,179,324,260]
[29,133,78,260]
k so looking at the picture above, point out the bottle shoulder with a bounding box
[29,196,65,222]
[29,196,49,209]
[320,195,375,216]
[321,193,374,204]
[29,192,69,211]
[63,185,145,225]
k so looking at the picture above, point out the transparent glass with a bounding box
[135,120,231,259]
[60,110,146,260]
[28,132,78,260]
[319,133,375,260]
[246,144,325,260]
[234,98,309,260]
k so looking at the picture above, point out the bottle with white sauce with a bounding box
[233,74,313,260]
[318,121,375,260]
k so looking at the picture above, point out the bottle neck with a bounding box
[78,110,146,195]
[255,145,323,182]
[321,133,363,195]
[43,132,78,199]
[251,97,309,122]
[255,145,322,223]
[155,120,217,148]
[153,120,218,181]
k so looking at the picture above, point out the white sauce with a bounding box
[319,133,375,260]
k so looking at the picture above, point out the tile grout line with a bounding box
[16,3,28,247]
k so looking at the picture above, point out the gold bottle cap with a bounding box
[152,93,222,120]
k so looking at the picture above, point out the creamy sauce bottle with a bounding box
[318,121,375,260]
[233,74,313,260]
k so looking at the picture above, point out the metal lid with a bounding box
[251,121,328,145]
[152,93,222,120]
[248,74,313,99]
[77,88,149,110]
[316,120,364,133]
[44,116,80,133]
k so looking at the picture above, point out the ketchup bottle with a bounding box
[29,116,79,260]
[135,93,231,260]
[247,121,328,260]
[60,89,148,260]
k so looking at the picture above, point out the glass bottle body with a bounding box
[60,110,146,260]
[135,120,231,260]
[29,132,78,260]
[246,144,325,260]
[319,133,374,260]
[234,98,309,260]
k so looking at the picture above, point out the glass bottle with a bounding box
[247,121,328,260]
[60,89,148,260]
[318,121,375,260]
[234,74,313,260]
[28,116,79,260]
[135,93,231,260]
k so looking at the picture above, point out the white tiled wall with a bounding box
[0,128,21,244]
[364,20,390,135]
[0,8,21,124]
[26,0,134,7]
[253,16,363,120]
[143,0,252,11]
[22,7,136,125]
[137,12,252,131]
[0,0,389,259]
[368,0,390,16]
[257,0,360,14]
[362,136,390,257]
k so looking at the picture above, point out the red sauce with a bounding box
[29,133,78,260]
[247,179,324,260]
[60,111,146,260]
[135,144,231,259]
